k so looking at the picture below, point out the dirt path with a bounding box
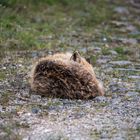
[0,1,140,140]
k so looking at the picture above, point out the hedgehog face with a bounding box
[70,51,94,73]
[70,51,104,96]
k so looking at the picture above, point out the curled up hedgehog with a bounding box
[29,51,104,99]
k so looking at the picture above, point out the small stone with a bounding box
[2,67,6,70]
[102,37,107,42]
[28,131,67,140]
[115,68,138,71]
[21,92,30,98]
[129,31,140,37]
[121,38,137,45]
[114,7,129,15]
[109,50,118,55]
[31,95,41,102]
[128,75,140,79]
[32,108,39,114]
[117,87,128,93]
[93,47,102,53]
[109,61,132,66]
[31,52,38,58]
[126,25,137,32]
[0,105,3,112]
[94,96,108,103]
[80,48,87,53]
[97,59,109,64]
[112,93,118,99]
[126,92,139,97]
[111,21,128,27]
[105,67,113,73]
[97,55,111,64]
[18,64,22,67]
[100,131,109,139]
[0,132,7,139]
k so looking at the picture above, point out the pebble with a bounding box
[109,61,132,66]
[97,59,109,64]
[125,92,139,97]
[93,47,102,53]
[121,38,137,45]
[30,95,42,102]
[128,75,140,79]
[114,7,129,15]
[32,108,40,114]
[94,96,108,103]
[109,50,118,55]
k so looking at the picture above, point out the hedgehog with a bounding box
[29,51,104,99]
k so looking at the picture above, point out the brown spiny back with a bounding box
[29,52,104,99]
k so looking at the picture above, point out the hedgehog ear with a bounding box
[86,57,91,64]
[70,51,81,63]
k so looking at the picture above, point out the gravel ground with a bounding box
[0,1,140,140]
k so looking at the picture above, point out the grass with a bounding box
[128,33,140,39]
[0,0,113,50]
[114,47,125,54]
[0,124,22,140]
[0,71,6,80]
[102,47,111,55]
[90,129,101,139]
[0,91,15,106]
[0,92,10,105]
[90,55,98,65]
